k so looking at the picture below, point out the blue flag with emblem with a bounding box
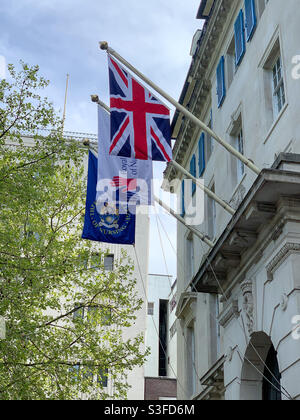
[82,150,136,245]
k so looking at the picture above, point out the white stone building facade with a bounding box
[164,0,300,400]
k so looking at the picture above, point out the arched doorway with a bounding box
[240,332,282,400]
[262,345,282,400]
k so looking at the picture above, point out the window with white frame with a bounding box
[147,302,154,316]
[97,368,108,388]
[228,111,245,187]
[235,128,245,183]
[225,34,236,89]
[205,110,214,162]
[186,233,195,283]
[104,254,114,271]
[272,55,286,117]
[186,323,196,397]
[261,38,286,127]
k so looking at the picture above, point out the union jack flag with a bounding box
[108,54,172,162]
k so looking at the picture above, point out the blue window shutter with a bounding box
[190,155,196,195]
[216,56,226,107]
[234,10,246,66]
[198,133,206,177]
[181,179,185,217]
[245,0,257,41]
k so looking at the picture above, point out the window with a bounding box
[148,302,154,316]
[235,129,245,183]
[207,183,216,239]
[186,233,195,283]
[216,56,226,107]
[100,306,112,326]
[104,254,114,271]
[226,35,236,89]
[272,55,286,117]
[159,300,168,377]
[90,253,101,269]
[245,0,257,41]
[187,324,196,397]
[198,133,206,176]
[87,305,98,323]
[97,368,108,388]
[205,110,214,162]
[209,294,221,364]
[228,111,245,186]
[181,179,185,218]
[261,38,286,126]
[69,364,80,382]
[189,154,196,196]
[73,303,84,320]
[83,365,94,382]
[234,10,246,66]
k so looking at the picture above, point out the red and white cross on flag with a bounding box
[108,54,172,162]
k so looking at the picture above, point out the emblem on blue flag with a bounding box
[82,151,136,245]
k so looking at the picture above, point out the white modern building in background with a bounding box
[144,274,177,400]
[164,0,300,400]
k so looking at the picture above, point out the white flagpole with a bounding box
[62,73,70,133]
[99,41,261,176]
[91,94,235,215]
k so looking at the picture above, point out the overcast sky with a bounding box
[0,0,203,280]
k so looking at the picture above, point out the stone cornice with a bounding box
[266,242,300,282]
[175,291,198,320]
[218,299,239,328]
[190,164,300,295]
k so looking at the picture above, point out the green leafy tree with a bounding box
[0,62,149,400]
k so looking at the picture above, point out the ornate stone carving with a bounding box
[241,280,254,336]
[280,293,288,312]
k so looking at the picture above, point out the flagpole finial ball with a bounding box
[91,94,99,103]
[100,41,108,51]
[83,138,90,147]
